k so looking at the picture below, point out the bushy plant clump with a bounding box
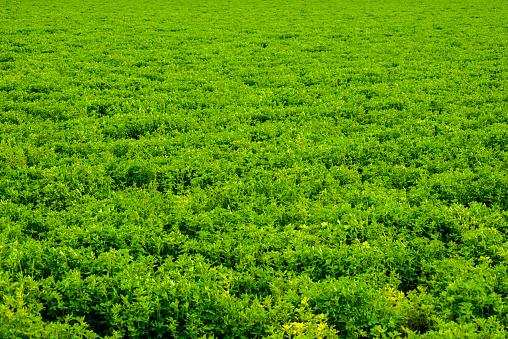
[1,0,507,337]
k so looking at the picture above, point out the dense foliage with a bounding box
[1,0,508,337]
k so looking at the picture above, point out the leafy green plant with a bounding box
[0,0,507,337]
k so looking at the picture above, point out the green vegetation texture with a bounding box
[1,0,508,337]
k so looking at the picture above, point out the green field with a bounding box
[1,0,508,337]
